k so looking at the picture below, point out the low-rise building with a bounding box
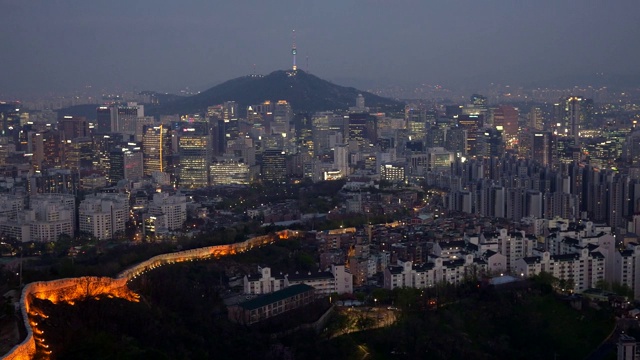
[228,284,315,325]
[244,266,286,295]
[244,264,353,296]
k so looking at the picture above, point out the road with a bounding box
[584,318,634,360]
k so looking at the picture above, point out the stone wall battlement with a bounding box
[1,230,298,360]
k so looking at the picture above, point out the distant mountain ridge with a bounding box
[153,70,403,115]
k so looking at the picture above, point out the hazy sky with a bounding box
[1,0,639,97]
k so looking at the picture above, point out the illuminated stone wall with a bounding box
[1,230,298,360]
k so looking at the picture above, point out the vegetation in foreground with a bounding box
[29,260,614,360]
[305,281,614,359]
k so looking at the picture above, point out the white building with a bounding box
[244,264,353,296]
[0,194,25,219]
[513,248,606,293]
[148,193,187,231]
[79,194,128,240]
[383,256,487,290]
[482,229,536,271]
[0,194,75,242]
[244,266,286,295]
[333,143,349,179]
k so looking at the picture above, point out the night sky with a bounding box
[1,0,638,96]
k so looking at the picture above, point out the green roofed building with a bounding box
[228,283,315,325]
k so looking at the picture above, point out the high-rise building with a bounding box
[531,131,553,168]
[96,106,112,134]
[63,137,93,171]
[109,143,143,183]
[177,116,211,188]
[111,102,144,135]
[553,96,592,144]
[210,157,250,185]
[348,113,375,148]
[58,115,89,140]
[261,149,287,183]
[456,114,482,156]
[480,128,505,158]
[142,125,172,176]
[41,130,62,169]
[0,102,21,136]
[312,112,343,156]
[405,104,427,142]
[29,169,79,195]
[0,200,74,242]
[79,194,128,240]
[528,106,544,131]
[491,105,519,139]
[333,143,349,178]
[148,193,187,231]
[91,134,116,174]
[426,147,454,174]
[272,100,293,135]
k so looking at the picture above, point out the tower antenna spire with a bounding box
[292,29,297,71]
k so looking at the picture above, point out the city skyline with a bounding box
[1,1,639,98]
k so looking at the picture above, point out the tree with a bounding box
[612,282,634,298]
[595,279,611,291]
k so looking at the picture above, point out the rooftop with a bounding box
[239,284,314,311]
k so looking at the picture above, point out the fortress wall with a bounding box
[1,230,297,359]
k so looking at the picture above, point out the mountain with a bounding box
[153,70,403,115]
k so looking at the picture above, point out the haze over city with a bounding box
[2,1,640,359]
[1,0,639,97]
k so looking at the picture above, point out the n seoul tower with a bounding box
[292,30,297,71]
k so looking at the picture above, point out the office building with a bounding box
[531,131,553,167]
[112,102,144,136]
[109,143,143,183]
[142,125,172,176]
[261,149,287,183]
[491,105,519,139]
[177,116,211,188]
[210,158,251,185]
[58,115,89,141]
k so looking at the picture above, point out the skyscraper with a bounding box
[553,96,591,144]
[142,125,172,176]
[177,116,211,188]
[273,100,293,135]
[528,106,544,131]
[112,102,144,136]
[348,113,375,148]
[491,105,519,139]
[96,106,112,134]
[261,149,287,183]
[109,143,143,183]
[531,131,553,168]
[0,102,21,136]
[456,114,482,156]
[405,104,427,142]
[59,115,89,140]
